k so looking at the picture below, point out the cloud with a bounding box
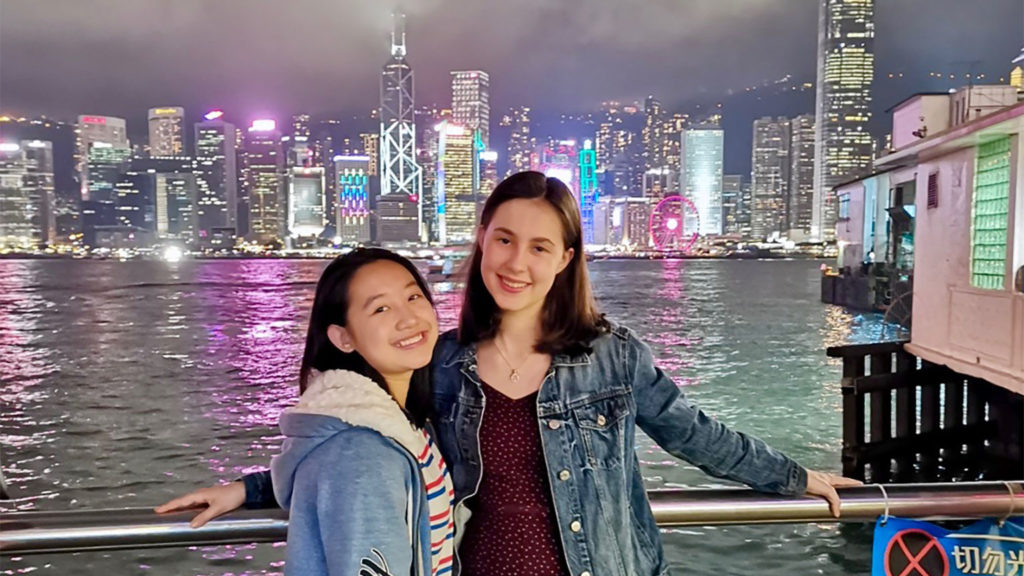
[0,0,1019,122]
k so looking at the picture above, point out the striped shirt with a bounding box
[416,428,455,576]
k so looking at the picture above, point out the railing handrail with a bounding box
[2,481,1020,556]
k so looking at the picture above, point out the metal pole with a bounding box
[648,481,1021,526]
[2,482,1020,556]
[1,507,289,556]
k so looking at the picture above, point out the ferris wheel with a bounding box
[649,195,700,252]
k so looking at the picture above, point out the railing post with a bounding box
[942,375,965,480]
[868,351,893,483]
[841,352,866,480]
[893,349,917,481]
[918,360,942,481]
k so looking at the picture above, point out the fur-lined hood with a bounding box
[270,369,427,508]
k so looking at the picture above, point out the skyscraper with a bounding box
[243,119,285,246]
[312,130,336,232]
[287,166,326,248]
[607,197,650,248]
[535,140,579,191]
[596,101,644,196]
[812,0,875,241]
[662,113,688,174]
[596,118,614,170]
[23,141,56,246]
[416,111,444,244]
[788,114,816,240]
[479,149,499,196]
[291,114,311,139]
[721,174,743,237]
[504,106,533,176]
[379,12,423,243]
[451,71,490,149]
[579,140,598,244]
[681,125,724,236]
[360,132,379,176]
[0,143,33,249]
[334,155,372,244]
[194,114,238,244]
[642,96,665,171]
[113,166,155,235]
[435,121,478,245]
[751,117,791,240]
[148,107,184,157]
[285,136,314,168]
[643,167,676,203]
[235,126,250,237]
[117,156,196,245]
[0,141,55,248]
[76,115,128,200]
[80,142,131,246]
[155,171,197,242]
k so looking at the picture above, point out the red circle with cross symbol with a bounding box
[884,529,949,576]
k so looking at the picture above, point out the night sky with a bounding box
[2,0,1022,175]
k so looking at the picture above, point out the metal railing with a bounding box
[2,481,1020,556]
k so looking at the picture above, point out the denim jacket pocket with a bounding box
[572,393,630,469]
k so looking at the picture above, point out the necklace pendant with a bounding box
[509,369,520,384]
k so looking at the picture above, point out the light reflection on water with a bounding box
[0,258,904,575]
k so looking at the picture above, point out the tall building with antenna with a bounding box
[378,11,423,243]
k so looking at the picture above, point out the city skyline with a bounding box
[3,1,1024,251]
[2,0,1020,125]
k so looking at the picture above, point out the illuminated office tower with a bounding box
[812,0,875,241]
[148,107,185,156]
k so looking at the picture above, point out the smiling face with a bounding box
[478,197,574,319]
[328,260,439,381]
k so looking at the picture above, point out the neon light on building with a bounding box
[250,119,277,132]
[334,155,372,244]
[579,141,598,244]
[536,141,579,190]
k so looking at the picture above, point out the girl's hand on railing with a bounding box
[154,482,246,528]
[805,470,862,517]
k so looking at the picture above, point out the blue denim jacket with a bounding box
[431,324,807,576]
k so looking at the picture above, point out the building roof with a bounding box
[884,92,950,114]
[877,100,1024,169]
[830,168,891,192]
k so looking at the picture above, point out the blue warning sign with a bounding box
[873,517,1024,576]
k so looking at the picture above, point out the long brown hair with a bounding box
[458,171,608,355]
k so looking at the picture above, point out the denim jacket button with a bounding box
[558,469,570,481]
[596,414,607,426]
[469,364,477,372]
[570,520,582,533]
[548,420,561,430]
